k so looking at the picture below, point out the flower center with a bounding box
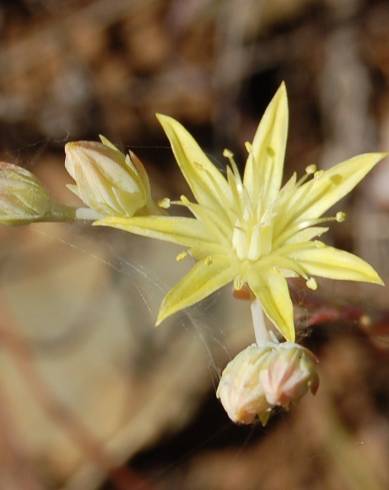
[232,215,273,261]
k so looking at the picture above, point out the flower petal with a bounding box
[288,242,384,285]
[282,226,329,245]
[277,153,387,236]
[248,267,295,342]
[128,151,151,199]
[95,215,223,253]
[156,114,232,217]
[244,82,288,207]
[178,198,231,245]
[156,255,237,325]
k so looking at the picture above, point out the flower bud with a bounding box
[65,137,153,217]
[0,162,52,224]
[216,342,319,425]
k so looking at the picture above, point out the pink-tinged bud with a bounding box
[216,342,319,425]
[259,343,319,407]
[65,137,153,217]
[0,162,51,224]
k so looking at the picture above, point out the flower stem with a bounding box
[75,207,103,221]
[250,299,277,346]
[45,203,77,222]
[41,205,102,223]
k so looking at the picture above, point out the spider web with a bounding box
[0,145,316,490]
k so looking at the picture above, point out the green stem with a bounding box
[74,207,103,221]
[44,204,102,223]
[44,203,77,222]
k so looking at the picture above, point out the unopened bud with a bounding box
[65,138,153,217]
[217,342,319,425]
[0,162,52,224]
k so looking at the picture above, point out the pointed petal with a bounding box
[289,242,384,285]
[157,255,237,325]
[281,153,387,231]
[244,82,288,206]
[247,266,295,342]
[283,226,329,245]
[179,198,231,245]
[128,151,151,198]
[66,184,81,199]
[95,215,223,253]
[156,114,232,215]
[99,134,121,153]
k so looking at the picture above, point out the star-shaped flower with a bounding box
[96,83,385,341]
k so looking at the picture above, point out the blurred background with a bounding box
[0,0,389,488]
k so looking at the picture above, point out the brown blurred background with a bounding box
[1,0,389,489]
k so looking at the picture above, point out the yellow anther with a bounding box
[245,141,252,153]
[233,276,244,290]
[158,197,171,209]
[305,164,317,174]
[306,277,318,290]
[336,211,346,222]
[223,148,234,159]
[223,148,241,180]
[176,251,188,262]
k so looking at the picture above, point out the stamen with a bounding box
[158,197,171,209]
[306,277,318,290]
[336,211,346,222]
[244,141,252,153]
[275,174,336,241]
[233,276,245,291]
[226,166,243,217]
[295,211,347,231]
[168,196,189,207]
[305,164,317,174]
[223,148,241,180]
[176,251,188,262]
[297,164,318,186]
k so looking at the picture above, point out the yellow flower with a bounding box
[96,83,385,341]
[65,136,155,217]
